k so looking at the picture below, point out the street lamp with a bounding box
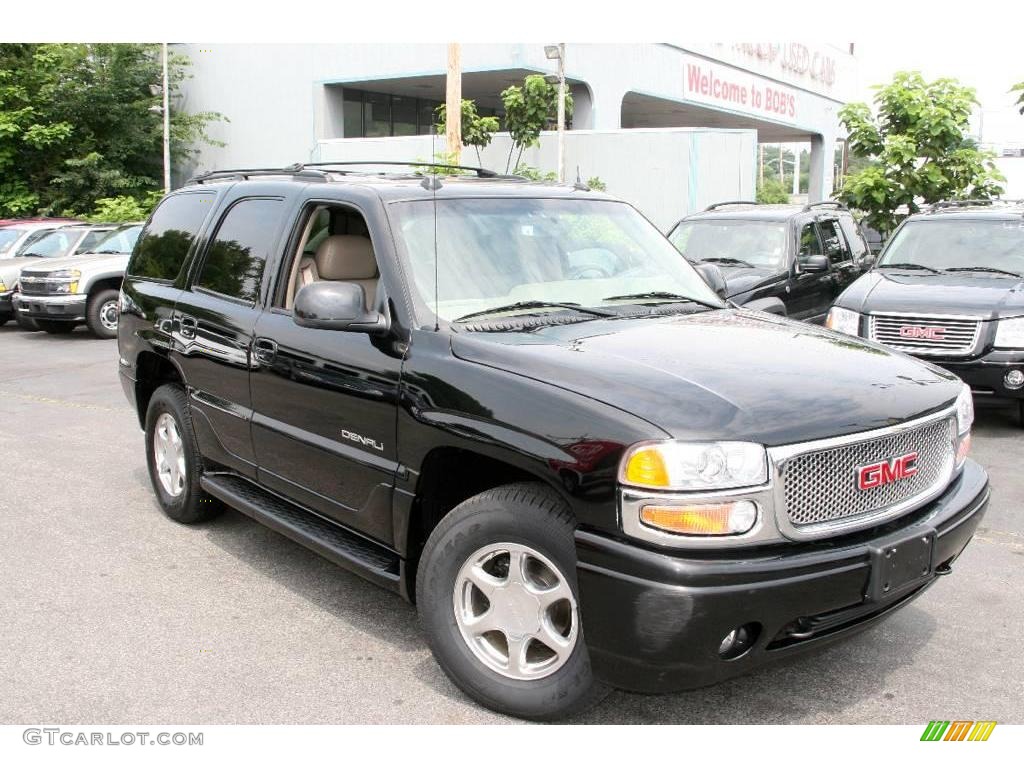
[545,43,566,183]
[149,44,171,194]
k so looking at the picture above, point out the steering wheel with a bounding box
[569,264,613,280]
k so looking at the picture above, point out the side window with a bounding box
[77,229,109,253]
[195,198,284,304]
[128,192,216,281]
[819,219,851,264]
[797,222,822,264]
[838,215,868,260]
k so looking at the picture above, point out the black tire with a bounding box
[85,288,120,339]
[36,320,76,334]
[0,312,10,326]
[417,482,608,721]
[144,383,223,524]
[15,311,39,331]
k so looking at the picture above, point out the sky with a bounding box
[855,40,1023,149]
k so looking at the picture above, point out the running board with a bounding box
[200,474,401,591]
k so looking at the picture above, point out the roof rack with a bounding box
[703,200,760,211]
[803,200,849,212]
[186,160,513,186]
[928,198,1024,211]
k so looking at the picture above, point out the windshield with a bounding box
[93,225,143,254]
[668,219,789,269]
[0,229,25,254]
[18,229,82,258]
[879,219,1024,273]
[390,198,724,323]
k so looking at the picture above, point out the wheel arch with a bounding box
[134,350,186,428]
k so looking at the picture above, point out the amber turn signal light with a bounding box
[639,500,757,536]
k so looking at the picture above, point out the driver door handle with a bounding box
[253,337,278,364]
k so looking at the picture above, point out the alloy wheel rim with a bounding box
[153,412,186,497]
[453,542,578,681]
[99,300,119,332]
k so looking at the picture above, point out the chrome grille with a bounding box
[869,313,980,356]
[780,417,955,529]
[18,274,56,296]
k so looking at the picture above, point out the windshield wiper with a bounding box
[878,262,942,274]
[601,291,723,310]
[454,300,616,323]
[944,266,1024,278]
[701,256,756,268]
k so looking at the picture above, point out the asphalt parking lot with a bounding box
[1,323,1022,725]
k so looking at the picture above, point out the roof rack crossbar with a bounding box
[186,164,335,185]
[703,200,760,211]
[301,161,499,178]
[803,200,849,212]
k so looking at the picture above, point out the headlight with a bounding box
[955,382,973,467]
[45,269,80,294]
[825,306,860,336]
[0,280,7,292]
[619,441,768,491]
[48,269,81,279]
[994,316,1024,349]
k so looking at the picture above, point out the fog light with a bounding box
[640,500,757,536]
[1005,369,1024,390]
[718,622,760,660]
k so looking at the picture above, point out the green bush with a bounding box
[756,177,790,204]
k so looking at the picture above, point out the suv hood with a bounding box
[0,256,41,285]
[18,252,130,275]
[715,265,781,298]
[839,270,1024,319]
[451,310,961,446]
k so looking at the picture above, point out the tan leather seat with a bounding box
[313,234,379,307]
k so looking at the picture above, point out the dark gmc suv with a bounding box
[827,200,1024,425]
[118,163,988,720]
[667,201,871,322]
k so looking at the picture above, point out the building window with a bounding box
[340,88,503,138]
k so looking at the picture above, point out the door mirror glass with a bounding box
[293,281,388,333]
[694,262,728,298]
[801,254,829,273]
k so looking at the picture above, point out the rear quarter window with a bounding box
[127,192,217,281]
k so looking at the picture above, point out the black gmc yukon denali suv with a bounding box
[118,163,989,720]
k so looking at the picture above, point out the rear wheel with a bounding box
[417,482,607,720]
[36,320,76,334]
[86,288,120,339]
[144,384,223,524]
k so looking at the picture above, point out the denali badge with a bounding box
[899,325,946,341]
[341,429,384,452]
[857,452,919,490]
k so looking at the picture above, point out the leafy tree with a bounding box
[1014,80,1024,115]
[0,43,225,217]
[86,191,162,223]
[756,177,790,204]
[837,71,1004,235]
[500,74,573,173]
[434,99,499,166]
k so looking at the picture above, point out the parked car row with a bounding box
[669,198,1024,426]
[0,220,142,338]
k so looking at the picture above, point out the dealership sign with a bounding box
[682,57,801,125]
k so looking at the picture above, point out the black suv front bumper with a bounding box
[931,350,1024,401]
[575,459,989,693]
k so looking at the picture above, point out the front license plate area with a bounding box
[867,529,935,602]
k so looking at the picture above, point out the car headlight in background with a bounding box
[994,316,1024,349]
[0,280,7,292]
[620,441,768,491]
[954,382,973,467]
[825,306,860,336]
[45,269,81,294]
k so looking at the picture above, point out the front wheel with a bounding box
[86,288,120,339]
[417,482,607,720]
[36,320,76,334]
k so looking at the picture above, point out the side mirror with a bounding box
[694,262,728,298]
[801,254,829,273]
[293,281,388,334]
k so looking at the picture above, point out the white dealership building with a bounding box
[177,43,857,229]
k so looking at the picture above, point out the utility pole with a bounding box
[778,144,784,185]
[792,146,800,196]
[545,44,566,182]
[759,144,764,187]
[446,43,462,165]
[161,43,170,193]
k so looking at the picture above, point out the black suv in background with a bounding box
[118,164,987,720]
[668,201,871,322]
[827,200,1024,425]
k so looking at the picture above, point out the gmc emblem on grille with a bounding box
[899,325,946,341]
[857,452,919,490]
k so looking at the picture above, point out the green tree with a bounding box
[837,71,1004,235]
[756,177,790,204]
[1014,80,1024,115]
[500,74,573,173]
[434,99,499,166]
[0,43,225,217]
